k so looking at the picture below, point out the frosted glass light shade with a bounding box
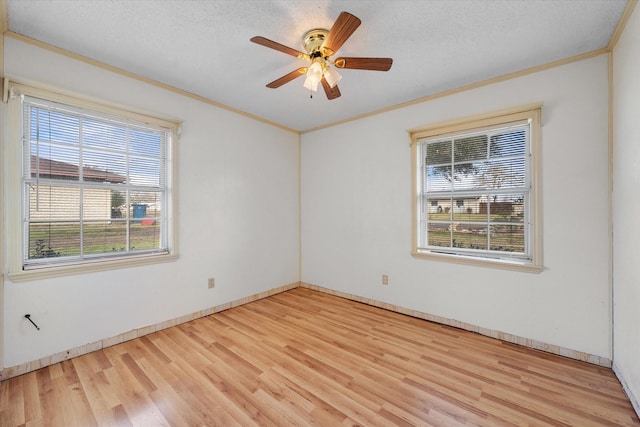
[303,62,323,92]
[323,66,342,88]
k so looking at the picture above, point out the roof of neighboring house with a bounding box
[30,155,127,183]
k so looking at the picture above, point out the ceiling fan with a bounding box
[250,11,393,100]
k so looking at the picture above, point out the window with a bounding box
[410,105,542,272]
[6,82,178,280]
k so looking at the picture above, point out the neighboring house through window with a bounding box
[6,82,178,280]
[410,105,542,272]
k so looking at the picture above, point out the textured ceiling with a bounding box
[4,0,628,132]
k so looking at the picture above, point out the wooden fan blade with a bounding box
[321,77,341,100]
[334,57,393,71]
[266,68,307,88]
[321,12,361,56]
[250,36,308,59]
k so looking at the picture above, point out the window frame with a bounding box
[410,104,543,273]
[5,81,179,281]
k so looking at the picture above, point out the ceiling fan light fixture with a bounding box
[323,66,342,88]
[303,61,323,92]
[251,11,392,100]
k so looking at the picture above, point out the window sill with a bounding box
[8,252,178,282]
[412,250,543,273]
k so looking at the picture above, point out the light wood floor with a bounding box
[1,287,638,426]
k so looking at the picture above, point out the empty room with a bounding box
[1,0,639,425]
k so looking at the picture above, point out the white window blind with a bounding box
[416,119,532,261]
[22,95,172,268]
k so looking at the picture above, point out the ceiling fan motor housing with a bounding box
[303,29,329,55]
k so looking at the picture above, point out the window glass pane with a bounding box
[82,188,116,220]
[425,140,451,165]
[426,165,453,192]
[490,129,526,158]
[129,156,160,186]
[82,118,128,151]
[427,223,450,247]
[452,198,486,221]
[130,129,162,157]
[490,224,525,253]
[28,185,80,220]
[128,191,162,219]
[30,146,81,181]
[427,197,452,220]
[82,150,128,183]
[83,221,128,255]
[28,222,81,259]
[473,158,526,190]
[131,220,162,251]
[30,108,80,146]
[487,194,525,224]
[452,223,488,250]
[452,161,482,191]
[454,134,487,162]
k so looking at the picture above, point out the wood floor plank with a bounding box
[0,376,25,426]
[145,362,237,427]
[111,403,134,427]
[2,287,639,426]
[21,372,43,426]
[71,356,120,426]
[102,356,168,426]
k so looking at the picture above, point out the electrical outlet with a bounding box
[382,274,389,285]
[208,278,215,289]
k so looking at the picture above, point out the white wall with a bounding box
[2,37,300,368]
[613,4,640,412]
[302,55,611,359]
